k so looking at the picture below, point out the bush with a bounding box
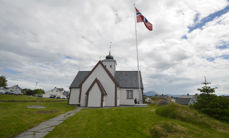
[193,79,229,123]
[151,96,160,100]
[193,94,229,122]
[22,88,45,96]
[158,99,170,105]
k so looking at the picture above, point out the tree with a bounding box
[22,88,45,96]
[193,77,229,122]
[197,86,215,94]
[33,89,45,97]
[198,76,215,94]
[0,75,7,88]
[22,88,35,95]
[33,89,45,94]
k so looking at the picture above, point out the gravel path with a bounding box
[15,107,82,138]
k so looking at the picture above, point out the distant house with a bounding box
[43,87,68,99]
[171,98,176,102]
[0,85,22,95]
[180,95,196,98]
[145,97,151,103]
[0,87,5,94]
[175,97,196,105]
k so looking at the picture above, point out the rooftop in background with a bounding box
[175,98,192,105]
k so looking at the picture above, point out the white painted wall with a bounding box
[88,83,101,107]
[117,87,121,106]
[69,88,80,105]
[43,87,67,99]
[119,88,141,105]
[80,63,115,107]
[102,61,116,76]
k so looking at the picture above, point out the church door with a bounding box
[87,83,102,107]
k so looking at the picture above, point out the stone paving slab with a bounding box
[27,105,46,109]
[15,107,82,138]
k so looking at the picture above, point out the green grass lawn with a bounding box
[46,104,229,138]
[0,95,66,102]
[0,95,75,138]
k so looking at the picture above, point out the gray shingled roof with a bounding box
[70,71,90,88]
[70,71,143,89]
[175,98,191,105]
[115,71,143,89]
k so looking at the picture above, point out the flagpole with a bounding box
[133,3,142,104]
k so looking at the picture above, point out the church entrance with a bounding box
[86,82,103,107]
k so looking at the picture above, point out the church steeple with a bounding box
[105,42,114,59]
[105,51,114,59]
[102,43,116,76]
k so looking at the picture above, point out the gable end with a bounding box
[79,61,119,87]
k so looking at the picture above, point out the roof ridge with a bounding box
[70,66,144,89]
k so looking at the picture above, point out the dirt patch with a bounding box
[34,110,58,114]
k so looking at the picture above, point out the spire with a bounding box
[105,42,114,59]
[109,42,112,55]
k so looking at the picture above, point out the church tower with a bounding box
[102,52,116,76]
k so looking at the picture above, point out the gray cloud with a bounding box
[0,0,229,95]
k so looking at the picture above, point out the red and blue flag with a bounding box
[135,8,153,31]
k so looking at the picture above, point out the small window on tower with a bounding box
[110,65,112,68]
[105,65,106,68]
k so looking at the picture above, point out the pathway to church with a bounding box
[15,107,83,138]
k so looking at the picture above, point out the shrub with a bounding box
[193,95,229,122]
[193,78,229,123]
[21,88,45,96]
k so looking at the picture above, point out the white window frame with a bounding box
[126,90,133,99]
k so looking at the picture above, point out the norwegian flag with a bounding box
[135,8,153,31]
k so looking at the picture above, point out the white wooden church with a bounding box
[68,53,144,107]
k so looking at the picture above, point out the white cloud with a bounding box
[0,0,229,95]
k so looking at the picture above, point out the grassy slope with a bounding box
[46,104,229,138]
[0,95,75,138]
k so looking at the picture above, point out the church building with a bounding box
[68,53,144,107]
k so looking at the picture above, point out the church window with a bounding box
[105,65,106,68]
[126,90,133,99]
[110,65,112,68]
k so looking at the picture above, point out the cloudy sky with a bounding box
[0,0,229,95]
